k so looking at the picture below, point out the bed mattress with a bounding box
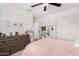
[11,38,79,56]
[22,38,79,56]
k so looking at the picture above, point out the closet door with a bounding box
[56,15,79,41]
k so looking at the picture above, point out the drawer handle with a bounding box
[2,41,5,43]
[8,50,12,52]
[15,39,17,40]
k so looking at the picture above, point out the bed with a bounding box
[11,38,79,56]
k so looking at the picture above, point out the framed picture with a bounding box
[41,26,46,31]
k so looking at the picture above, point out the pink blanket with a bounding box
[22,38,79,56]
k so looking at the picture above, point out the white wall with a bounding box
[0,4,33,35]
[38,16,56,39]
[38,7,79,41]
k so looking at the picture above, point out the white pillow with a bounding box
[74,39,79,47]
[74,34,79,47]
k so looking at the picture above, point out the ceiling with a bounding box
[8,3,79,19]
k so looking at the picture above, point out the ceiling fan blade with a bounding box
[31,3,43,7]
[49,3,62,7]
[44,6,47,11]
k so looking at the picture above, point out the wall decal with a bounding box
[3,20,11,27]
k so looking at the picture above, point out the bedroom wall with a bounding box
[38,16,56,39]
[0,4,33,35]
[38,7,79,41]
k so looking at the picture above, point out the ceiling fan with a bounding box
[31,3,62,11]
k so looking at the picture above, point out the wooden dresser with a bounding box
[0,34,30,56]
